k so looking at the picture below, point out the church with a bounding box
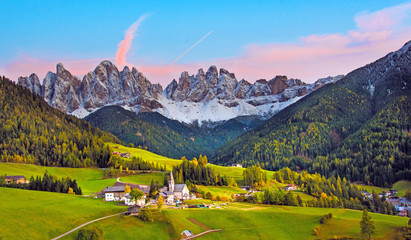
[168,171,190,200]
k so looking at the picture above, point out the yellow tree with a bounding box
[157,194,164,211]
[67,187,74,195]
[124,184,131,194]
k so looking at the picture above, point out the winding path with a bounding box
[51,212,126,240]
[184,229,223,239]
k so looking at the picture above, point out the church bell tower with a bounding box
[169,171,174,192]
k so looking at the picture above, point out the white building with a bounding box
[103,186,126,201]
[124,193,146,206]
[169,171,190,200]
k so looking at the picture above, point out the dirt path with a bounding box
[187,218,210,230]
[184,229,223,239]
[51,212,126,240]
[184,218,223,239]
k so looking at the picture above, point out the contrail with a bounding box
[115,14,149,67]
[167,31,213,66]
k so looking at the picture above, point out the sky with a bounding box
[1,0,411,86]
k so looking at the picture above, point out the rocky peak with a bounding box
[205,65,218,86]
[18,73,42,97]
[268,76,289,94]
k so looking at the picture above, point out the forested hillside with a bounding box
[0,76,121,167]
[213,42,411,187]
[84,106,258,159]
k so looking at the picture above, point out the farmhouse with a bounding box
[284,184,297,191]
[157,191,175,203]
[113,182,150,195]
[230,163,243,168]
[101,186,126,201]
[5,175,28,184]
[112,151,131,158]
[97,182,150,202]
[239,186,252,192]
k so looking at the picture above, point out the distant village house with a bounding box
[5,175,29,184]
[230,163,243,168]
[113,151,131,158]
[284,184,297,191]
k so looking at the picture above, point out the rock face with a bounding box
[19,61,163,117]
[18,60,341,123]
[18,74,42,96]
[160,66,340,123]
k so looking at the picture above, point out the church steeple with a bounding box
[168,171,174,192]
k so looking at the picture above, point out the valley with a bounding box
[1,5,411,238]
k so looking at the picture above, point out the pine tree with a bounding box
[360,209,375,240]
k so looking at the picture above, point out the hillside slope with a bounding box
[213,41,411,187]
[0,76,121,167]
[84,106,260,159]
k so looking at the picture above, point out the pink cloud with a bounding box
[355,3,411,31]
[115,14,149,68]
[134,3,411,84]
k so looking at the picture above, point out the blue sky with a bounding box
[1,0,411,85]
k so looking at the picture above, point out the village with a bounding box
[361,189,411,217]
[3,172,411,219]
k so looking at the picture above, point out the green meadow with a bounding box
[0,162,116,194]
[0,188,126,239]
[108,143,275,185]
[120,172,165,186]
[108,143,182,170]
[197,185,247,198]
[58,202,408,240]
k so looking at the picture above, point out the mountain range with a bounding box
[18,61,342,124]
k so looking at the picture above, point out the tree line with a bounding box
[0,76,121,168]
[172,155,233,186]
[0,171,82,195]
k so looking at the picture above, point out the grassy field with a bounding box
[108,143,182,170]
[197,185,247,198]
[58,203,408,240]
[0,187,126,239]
[120,172,165,186]
[0,163,116,194]
[107,143,275,185]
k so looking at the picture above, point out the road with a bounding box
[51,212,126,240]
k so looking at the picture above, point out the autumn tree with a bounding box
[124,184,131,194]
[130,189,144,205]
[67,187,74,195]
[157,194,164,211]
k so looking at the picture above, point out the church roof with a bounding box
[174,184,187,193]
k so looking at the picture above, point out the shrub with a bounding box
[313,226,320,236]
[138,209,154,222]
[320,213,333,224]
[77,226,103,240]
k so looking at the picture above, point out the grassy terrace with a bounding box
[108,143,275,184]
[0,188,126,239]
[0,162,116,194]
[55,201,408,240]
